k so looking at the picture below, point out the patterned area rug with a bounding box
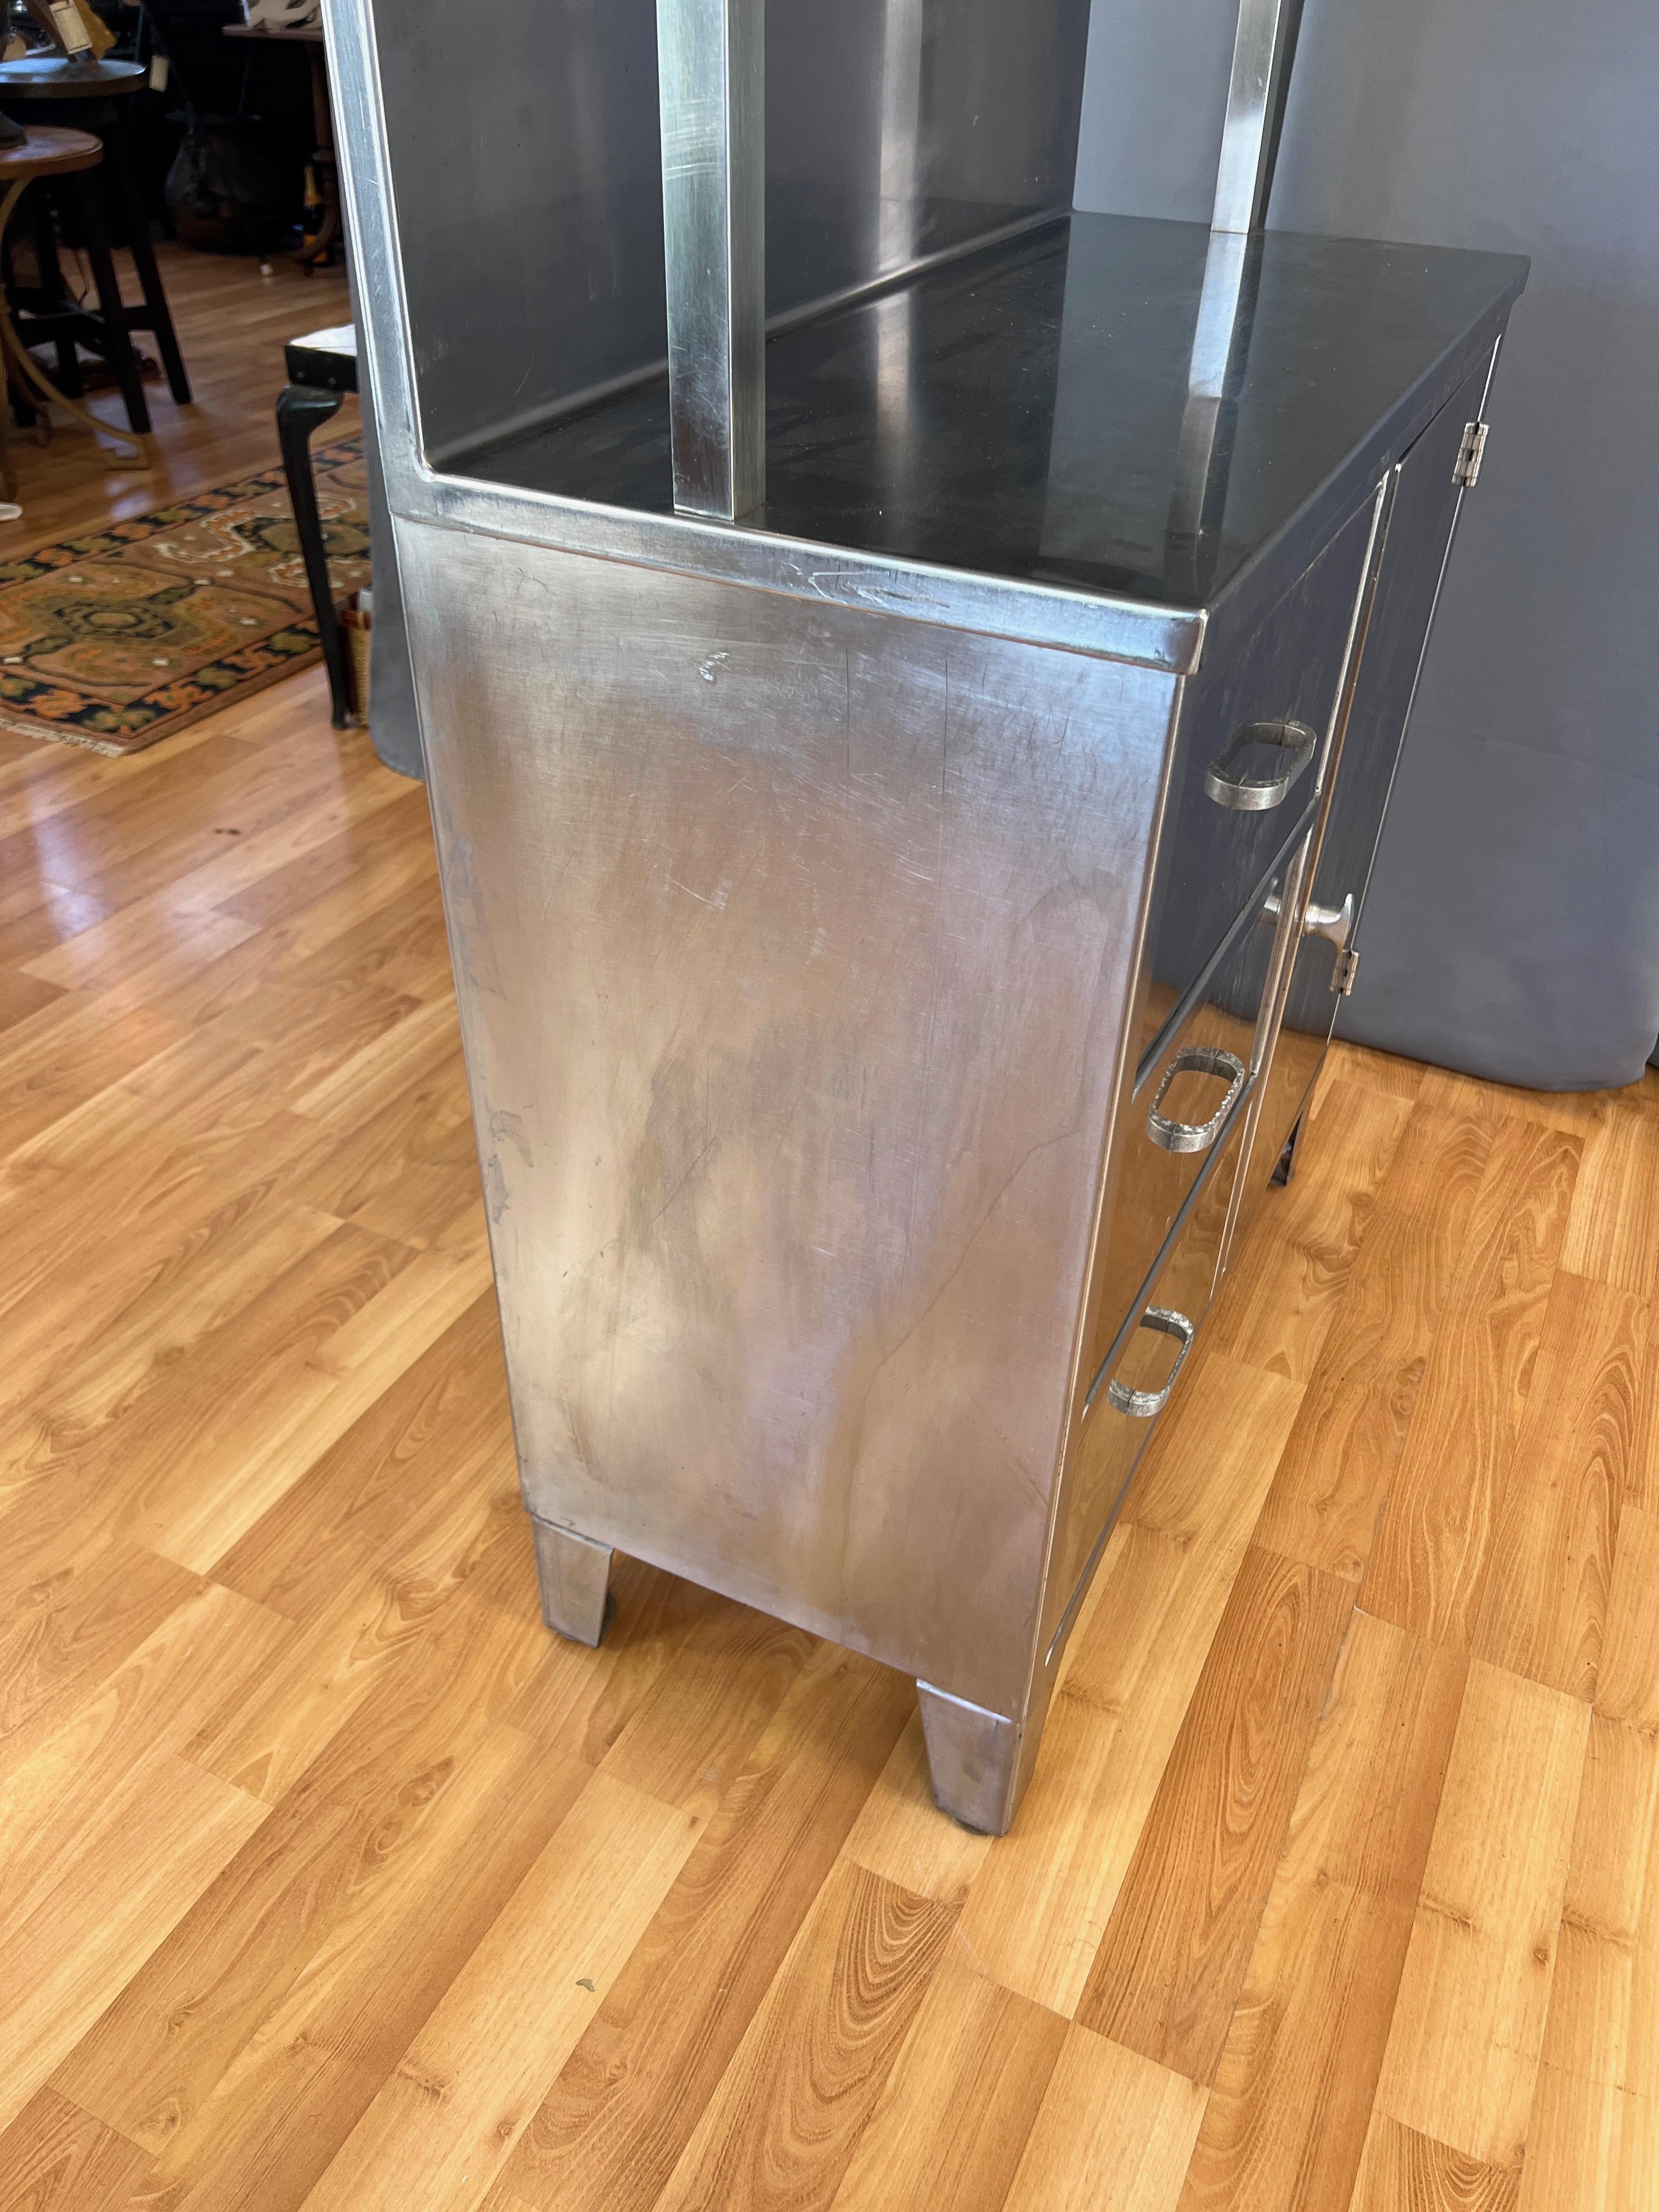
[0,438,370,757]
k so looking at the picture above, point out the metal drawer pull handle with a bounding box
[1147,1045,1247,1154]
[1106,1306,1197,1419]
[1204,719,1318,812]
[1261,888,1358,990]
[1301,893,1353,952]
[1260,888,1351,943]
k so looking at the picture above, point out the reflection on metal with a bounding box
[1147,1046,1248,1155]
[1165,227,1265,599]
[1105,1306,1197,1417]
[1171,0,1311,575]
[764,0,1090,327]
[1187,227,1253,401]
[652,0,1094,521]
[658,0,765,518]
[877,0,926,270]
[1212,0,1308,235]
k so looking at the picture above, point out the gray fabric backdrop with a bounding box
[1077,0,1659,1088]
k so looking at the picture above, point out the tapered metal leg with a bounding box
[276,382,353,728]
[528,1514,613,1646]
[917,1681,1035,1836]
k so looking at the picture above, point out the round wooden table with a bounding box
[0,56,148,99]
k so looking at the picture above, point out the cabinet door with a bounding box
[1232,349,1496,1249]
[1274,350,1496,1082]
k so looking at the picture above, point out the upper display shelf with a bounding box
[458,212,1525,612]
[334,0,1523,660]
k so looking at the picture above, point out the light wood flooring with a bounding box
[2,250,1657,2212]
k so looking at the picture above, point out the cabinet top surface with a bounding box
[459,212,1525,617]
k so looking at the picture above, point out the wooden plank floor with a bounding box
[3,250,1658,2212]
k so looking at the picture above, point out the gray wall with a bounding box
[1077,0,1659,1089]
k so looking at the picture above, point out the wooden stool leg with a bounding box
[109,117,190,405]
[74,167,151,438]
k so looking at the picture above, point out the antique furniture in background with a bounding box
[0,119,151,464]
[0,53,190,427]
[223,14,338,269]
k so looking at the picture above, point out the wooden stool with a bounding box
[0,57,191,422]
[0,126,149,468]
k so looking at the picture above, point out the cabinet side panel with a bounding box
[396,518,1176,1713]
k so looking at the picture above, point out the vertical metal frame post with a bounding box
[1211,0,1306,234]
[1172,0,1306,580]
[656,0,765,519]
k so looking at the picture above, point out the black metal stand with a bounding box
[276,381,351,729]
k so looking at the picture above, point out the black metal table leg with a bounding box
[73,168,151,437]
[277,381,352,728]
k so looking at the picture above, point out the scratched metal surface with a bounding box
[398,515,1180,1715]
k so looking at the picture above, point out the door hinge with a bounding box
[1454,420,1489,488]
[1332,946,1361,996]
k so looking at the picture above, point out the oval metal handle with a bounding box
[1105,1306,1197,1419]
[1147,1045,1247,1155]
[1204,719,1318,813]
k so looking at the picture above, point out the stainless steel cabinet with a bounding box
[328,0,1525,1831]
